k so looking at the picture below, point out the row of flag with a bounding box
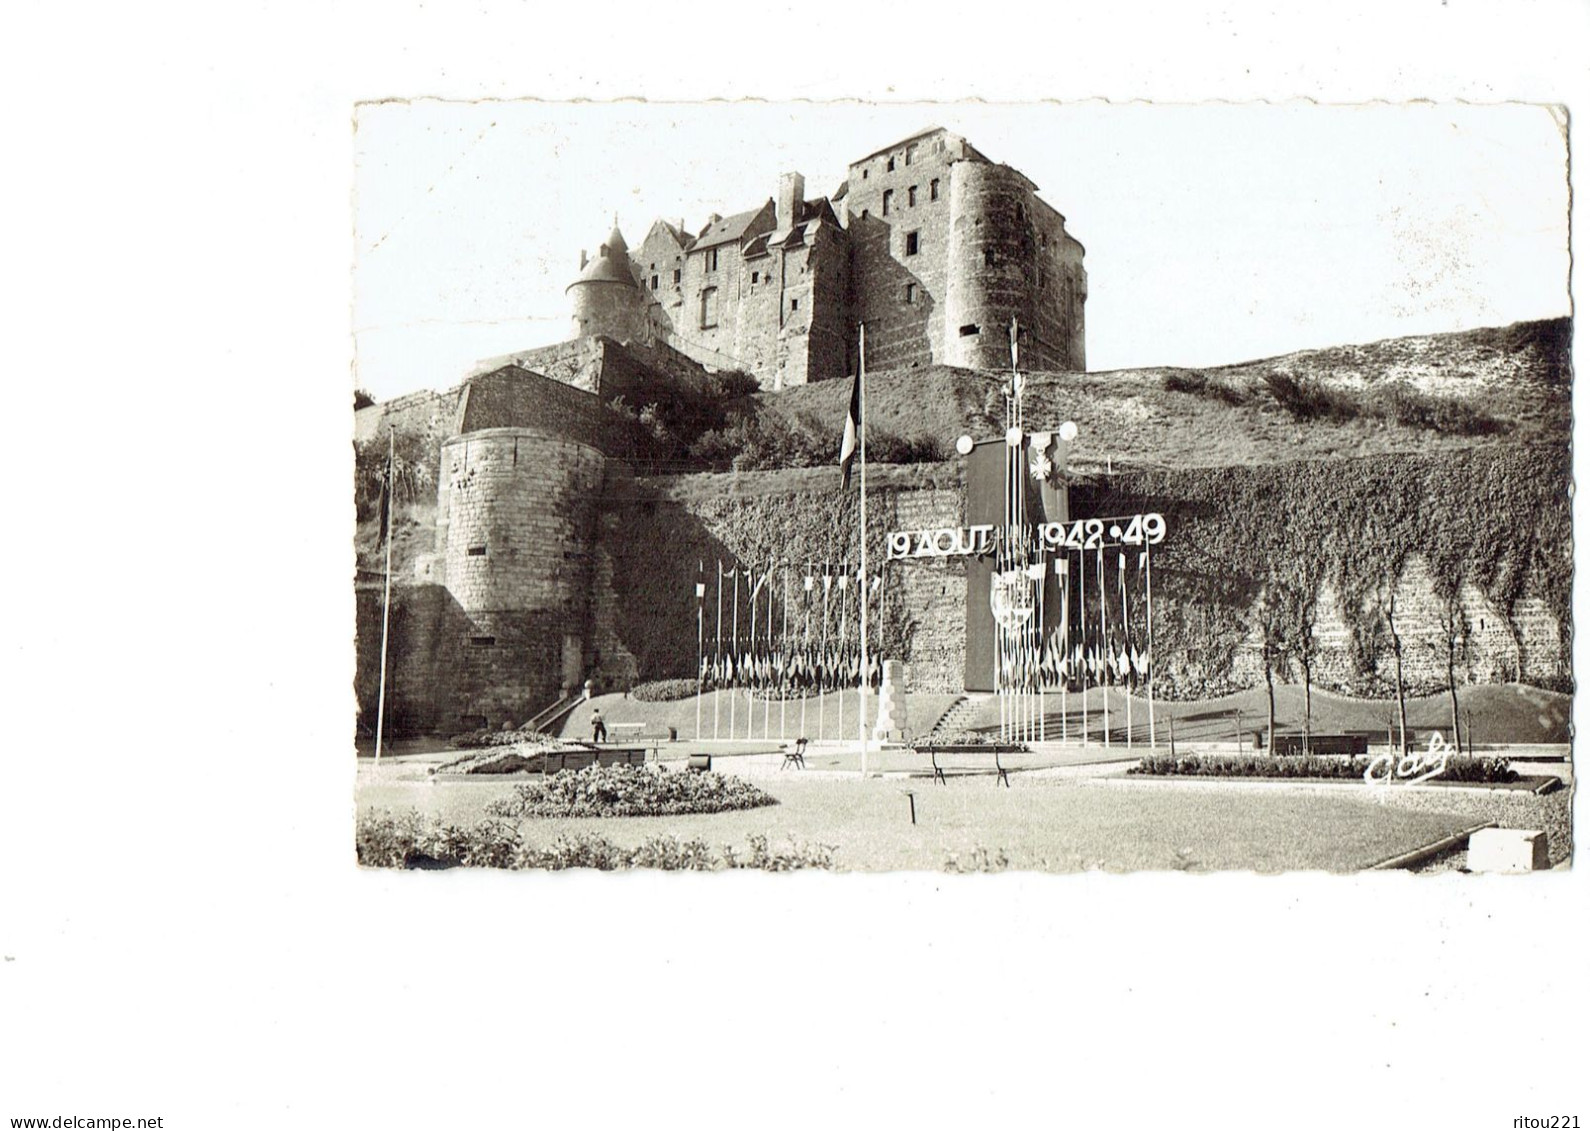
[699,644,883,694]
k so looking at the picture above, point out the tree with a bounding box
[1382,587,1409,753]
[1433,592,1471,754]
[1248,583,1291,754]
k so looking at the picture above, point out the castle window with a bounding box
[790,298,799,311]
[861,209,869,220]
[469,636,496,647]
[862,168,869,180]
[467,545,487,557]
[908,185,917,207]
[905,231,920,256]
[673,268,681,285]
[904,283,916,304]
[751,270,760,284]
[651,275,659,291]
[706,248,719,272]
[984,247,996,267]
[699,287,719,329]
[930,179,940,201]
[887,156,896,172]
[882,189,893,216]
[906,143,917,166]
[959,324,980,337]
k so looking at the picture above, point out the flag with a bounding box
[839,367,862,489]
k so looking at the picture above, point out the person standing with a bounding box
[591,708,607,744]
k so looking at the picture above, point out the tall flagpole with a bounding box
[1098,545,1109,751]
[1078,545,1088,745]
[714,560,723,741]
[858,324,870,777]
[1120,551,1132,750]
[374,425,395,764]
[731,565,740,740]
[765,563,775,740]
[695,562,705,741]
[1145,544,1157,751]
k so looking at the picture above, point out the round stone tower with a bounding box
[942,162,1038,370]
[435,427,606,729]
[566,224,649,342]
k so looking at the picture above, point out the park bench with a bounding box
[1270,733,1369,756]
[912,743,1022,787]
[781,738,808,771]
[606,722,678,743]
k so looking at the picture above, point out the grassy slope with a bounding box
[951,682,1571,746]
[555,690,964,743]
[554,683,1568,746]
[760,317,1569,472]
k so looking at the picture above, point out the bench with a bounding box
[913,743,1022,788]
[1270,733,1369,756]
[781,738,808,771]
[606,723,677,742]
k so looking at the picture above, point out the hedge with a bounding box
[1129,753,1517,783]
[356,810,833,871]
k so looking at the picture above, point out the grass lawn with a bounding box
[356,768,1479,872]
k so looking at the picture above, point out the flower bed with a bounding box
[1128,753,1518,784]
[356,809,830,871]
[629,678,699,702]
[438,731,591,774]
[481,762,777,819]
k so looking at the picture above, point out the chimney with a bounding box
[778,171,805,228]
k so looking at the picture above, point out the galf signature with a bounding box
[1364,732,1452,786]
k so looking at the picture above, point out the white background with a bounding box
[3,3,1588,1128]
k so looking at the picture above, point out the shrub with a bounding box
[355,811,834,871]
[1262,371,1359,423]
[630,678,700,702]
[1128,753,1517,783]
[1163,371,1249,406]
[482,762,777,819]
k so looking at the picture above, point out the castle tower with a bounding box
[566,224,649,343]
[434,426,606,729]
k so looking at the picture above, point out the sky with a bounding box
[352,101,1570,400]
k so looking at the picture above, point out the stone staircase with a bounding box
[922,693,995,742]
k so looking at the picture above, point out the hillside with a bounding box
[761,317,1570,472]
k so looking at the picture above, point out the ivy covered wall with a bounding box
[592,444,1571,700]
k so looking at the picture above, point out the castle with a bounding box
[355,127,1092,731]
[566,126,1087,388]
[353,127,1571,739]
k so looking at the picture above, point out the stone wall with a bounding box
[943,161,1084,372]
[845,133,960,371]
[434,427,607,729]
[587,447,1570,701]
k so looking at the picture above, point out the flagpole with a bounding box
[1120,551,1132,750]
[765,564,774,741]
[696,562,705,741]
[1098,545,1109,752]
[780,566,789,742]
[374,425,395,765]
[1058,558,1069,743]
[731,566,740,741]
[1146,543,1157,751]
[714,560,723,741]
[858,324,870,777]
[1078,545,1087,745]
